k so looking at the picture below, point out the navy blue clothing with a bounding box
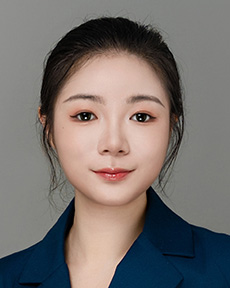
[1,187,230,287]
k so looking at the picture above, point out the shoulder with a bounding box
[0,243,38,287]
[191,225,230,283]
[191,224,230,256]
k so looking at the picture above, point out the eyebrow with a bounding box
[126,95,165,108]
[63,94,105,104]
[63,93,165,108]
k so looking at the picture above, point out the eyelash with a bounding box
[131,113,156,122]
[70,112,156,123]
[70,112,96,121]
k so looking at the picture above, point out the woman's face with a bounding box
[52,53,171,206]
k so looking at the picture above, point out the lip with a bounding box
[93,168,134,181]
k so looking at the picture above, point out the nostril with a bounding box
[101,148,127,155]
[98,136,130,156]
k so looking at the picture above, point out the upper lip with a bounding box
[93,168,133,174]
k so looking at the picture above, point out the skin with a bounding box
[42,53,171,288]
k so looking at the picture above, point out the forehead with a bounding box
[57,53,169,107]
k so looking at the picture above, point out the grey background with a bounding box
[0,0,230,258]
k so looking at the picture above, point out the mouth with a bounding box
[93,168,134,181]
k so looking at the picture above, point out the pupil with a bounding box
[137,113,146,122]
[81,112,90,121]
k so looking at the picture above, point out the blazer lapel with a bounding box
[109,233,183,288]
[38,263,71,288]
[16,264,71,288]
[110,187,195,287]
[143,187,194,258]
[17,199,75,287]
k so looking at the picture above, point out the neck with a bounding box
[65,191,147,266]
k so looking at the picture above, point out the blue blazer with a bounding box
[1,187,230,287]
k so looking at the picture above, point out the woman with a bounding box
[1,17,230,287]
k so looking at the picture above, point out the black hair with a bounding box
[39,17,184,197]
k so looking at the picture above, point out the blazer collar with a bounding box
[110,233,184,288]
[19,198,75,286]
[143,187,194,257]
[110,187,194,287]
[19,187,194,287]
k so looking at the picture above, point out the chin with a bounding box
[79,186,146,208]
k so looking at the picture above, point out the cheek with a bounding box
[53,124,94,165]
[135,123,170,167]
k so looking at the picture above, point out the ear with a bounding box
[169,114,178,141]
[38,107,46,127]
[38,107,56,150]
[170,114,178,130]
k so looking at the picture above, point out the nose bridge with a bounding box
[98,117,129,156]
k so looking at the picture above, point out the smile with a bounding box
[93,168,134,181]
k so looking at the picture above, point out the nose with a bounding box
[97,122,130,156]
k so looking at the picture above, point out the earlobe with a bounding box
[170,114,178,130]
[38,107,46,127]
[38,107,56,150]
[174,115,179,123]
[169,115,178,141]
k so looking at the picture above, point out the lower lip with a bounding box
[94,171,132,181]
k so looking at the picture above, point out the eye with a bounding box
[131,113,155,122]
[71,112,96,121]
